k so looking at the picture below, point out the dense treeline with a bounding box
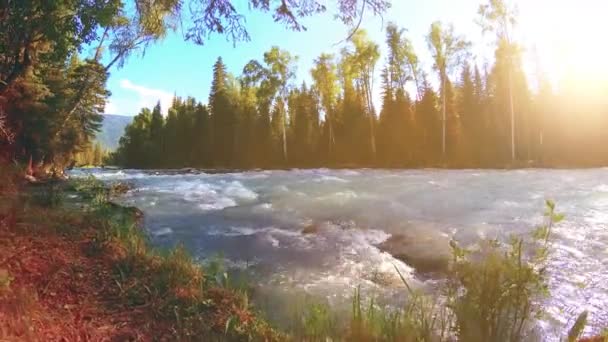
[2,0,606,172]
[0,0,387,176]
[74,142,109,167]
[113,18,608,169]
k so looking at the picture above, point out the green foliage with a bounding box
[73,142,109,166]
[107,11,605,169]
[278,202,564,341]
[67,177,282,340]
[449,238,541,341]
[68,176,108,199]
[30,183,65,208]
[447,201,559,342]
[567,311,588,342]
[5,0,608,171]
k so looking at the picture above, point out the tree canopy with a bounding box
[111,16,608,169]
[3,0,608,171]
[0,0,390,173]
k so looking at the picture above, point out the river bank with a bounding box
[0,170,281,340]
[2,166,607,341]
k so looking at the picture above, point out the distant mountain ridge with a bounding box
[96,114,132,150]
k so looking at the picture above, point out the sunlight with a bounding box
[5,1,608,340]
[525,0,608,85]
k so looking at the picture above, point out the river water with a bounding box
[71,168,608,338]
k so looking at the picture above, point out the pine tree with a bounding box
[346,30,380,163]
[150,101,164,162]
[163,106,179,167]
[458,63,478,164]
[378,24,418,167]
[209,57,236,167]
[236,85,258,168]
[427,21,470,163]
[113,108,152,168]
[416,76,441,164]
[192,103,210,167]
[289,84,319,166]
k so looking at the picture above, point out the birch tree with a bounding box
[427,21,470,160]
[478,0,519,161]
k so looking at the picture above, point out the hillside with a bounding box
[96,114,132,151]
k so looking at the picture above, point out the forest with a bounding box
[2,2,607,340]
[1,1,606,173]
[112,24,608,169]
[0,0,389,175]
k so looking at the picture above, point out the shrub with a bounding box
[29,182,64,207]
[70,177,282,341]
[284,201,562,342]
[69,175,577,341]
[447,200,561,342]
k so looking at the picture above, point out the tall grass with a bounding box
[68,176,281,341]
[285,201,584,342]
[69,176,599,341]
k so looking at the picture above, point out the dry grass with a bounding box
[0,168,281,341]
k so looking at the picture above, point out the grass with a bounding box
[68,176,282,340]
[2,168,605,341]
[284,201,602,342]
[0,170,282,341]
[444,202,563,341]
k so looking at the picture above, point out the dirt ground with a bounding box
[0,198,157,341]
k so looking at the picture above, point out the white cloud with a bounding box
[104,100,118,115]
[118,79,173,115]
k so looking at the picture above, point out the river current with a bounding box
[71,168,608,338]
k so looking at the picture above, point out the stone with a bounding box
[301,224,319,235]
[377,227,452,275]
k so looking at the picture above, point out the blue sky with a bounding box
[102,0,606,116]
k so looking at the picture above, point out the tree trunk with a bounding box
[54,28,133,139]
[508,67,515,162]
[442,74,447,160]
[282,116,287,164]
[328,116,334,163]
[364,73,376,163]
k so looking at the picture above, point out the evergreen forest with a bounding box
[112,26,608,169]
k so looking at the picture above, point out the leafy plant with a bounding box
[448,200,561,342]
[29,183,65,207]
[567,311,588,342]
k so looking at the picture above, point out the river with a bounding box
[71,168,608,338]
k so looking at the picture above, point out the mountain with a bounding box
[96,114,132,150]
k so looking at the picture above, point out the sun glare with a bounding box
[524,0,608,86]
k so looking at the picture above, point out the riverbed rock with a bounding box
[110,181,133,195]
[301,224,320,235]
[377,227,452,275]
[106,202,144,224]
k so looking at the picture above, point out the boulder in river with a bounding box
[377,226,452,275]
[301,223,320,235]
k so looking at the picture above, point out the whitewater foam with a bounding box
[73,167,608,336]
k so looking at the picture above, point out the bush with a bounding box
[70,175,584,341]
[72,178,282,341]
[446,200,560,342]
[285,201,563,342]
